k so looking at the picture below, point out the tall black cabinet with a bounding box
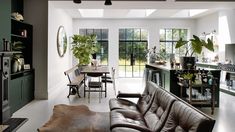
[0,0,34,124]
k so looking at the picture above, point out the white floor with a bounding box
[13,78,235,132]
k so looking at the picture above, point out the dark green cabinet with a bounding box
[9,72,34,114]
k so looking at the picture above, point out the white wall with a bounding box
[196,13,218,36]
[48,2,73,97]
[196,10,235,62]
[196,12,219,61]
[73,19,196,76]
[218,9,235,62]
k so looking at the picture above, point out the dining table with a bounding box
[80,65,110,98]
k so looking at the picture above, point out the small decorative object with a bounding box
[175,35,214,69]
[12,61,18,73]
[24,64,30,70]
[71,34,98,65]
[57,26,68,57]
[2,38,11,51]
[91,59,98,70]
[12,41,25,51]
[11,12,24,21]
[146,46,168,64]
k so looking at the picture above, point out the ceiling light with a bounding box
[105,0,112,6]
[73,0,81,4]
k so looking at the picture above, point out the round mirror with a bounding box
[57,26,67,57]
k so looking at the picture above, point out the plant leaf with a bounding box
[175,38,188,48]
[204,38,214,52]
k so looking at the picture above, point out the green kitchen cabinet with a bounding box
[9,71,34,114]
[9,77,22,114]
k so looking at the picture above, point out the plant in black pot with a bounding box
[175,35,214,69]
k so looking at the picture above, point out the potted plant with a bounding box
[71,34,98,65]
[175,35,214,69]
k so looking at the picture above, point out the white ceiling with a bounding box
[50,1,235,19]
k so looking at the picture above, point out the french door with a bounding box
[119,29,148,78]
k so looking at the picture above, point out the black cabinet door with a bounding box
[22,74,34,105]
[9,77,23,114]
[9,72,34,114]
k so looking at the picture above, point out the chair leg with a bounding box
[76,86,81,98]
[113,80,116,96]
[88,87,90,103]
[99,87,101,103]
[67,87,71,98]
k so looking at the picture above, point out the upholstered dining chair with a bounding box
[87,73,103,103]
[102,67,116,95]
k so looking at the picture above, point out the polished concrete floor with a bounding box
[13,78,235,132]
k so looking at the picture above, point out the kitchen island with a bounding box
[145,63,221,107]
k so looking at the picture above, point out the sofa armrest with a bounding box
[116,91,141,98]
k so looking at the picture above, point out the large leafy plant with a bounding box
[71,34,98,65]
[175,35,214,56]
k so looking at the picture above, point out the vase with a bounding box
[12,61,18,73]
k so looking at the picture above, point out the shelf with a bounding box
[0,51,22,55]
[10,69,33,79]
[11,34,27,39]
[11,18,31,26]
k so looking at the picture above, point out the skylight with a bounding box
[78,9,104,18]
[126,9,157,18]
[146,9,156,16]
[189,9,208,17]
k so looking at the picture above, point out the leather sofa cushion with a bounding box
[144,82,176,132]
[110,109,151,132]
[109,98,139,113]
[161,101,215,132]
[109,81,156,115]
[137,81,157,114]
[112,127,143,132]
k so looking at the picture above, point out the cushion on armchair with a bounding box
[110,109,151,132]
[143,83,176,132]
[109,81,156,114]
[160,101,215,132]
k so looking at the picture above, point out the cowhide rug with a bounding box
[38,104,110,132]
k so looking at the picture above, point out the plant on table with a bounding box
[71,34,98,65]
[175,35,214,69]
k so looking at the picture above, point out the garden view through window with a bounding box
[79,29,108,65]
[160,28,188,58]
[119,28,148,77]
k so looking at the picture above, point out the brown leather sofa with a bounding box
[109,81,215,132]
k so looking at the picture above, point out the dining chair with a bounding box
[87,73,103,103]
[102,67,116,95]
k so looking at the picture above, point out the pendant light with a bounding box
[105,0,112,5]
[73,0,81,4]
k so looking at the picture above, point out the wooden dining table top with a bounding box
[80,66,110,74]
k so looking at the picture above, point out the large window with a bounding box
[119,28,148,77]
[160,29,188,57]
[79,29,108,65]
